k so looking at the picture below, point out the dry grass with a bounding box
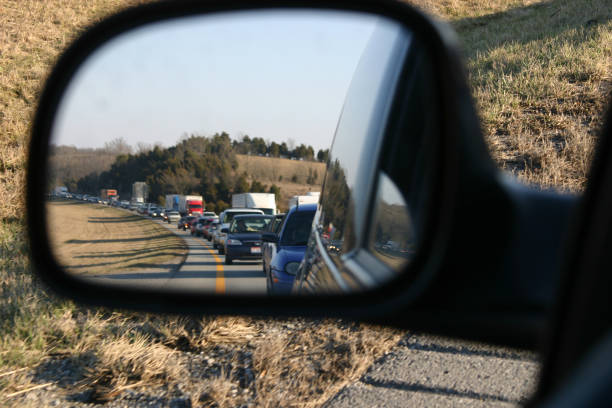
[0,314,401,406]
[0,0,611,406]
[450,0,611,190]
[46,200,187,275]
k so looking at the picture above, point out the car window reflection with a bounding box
[368,172,415,270]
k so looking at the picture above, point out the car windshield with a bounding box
[280,211,315,246]
[224,211,262,224]
[229,216,271,233]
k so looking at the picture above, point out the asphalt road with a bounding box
[88,217,267,294]
[325,334,539,407]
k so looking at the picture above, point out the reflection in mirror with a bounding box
[46,9,413,296]
[369,172,415,270]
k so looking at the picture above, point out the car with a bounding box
[26,1,612,407]
[190,216,207,236]
[192,216,218,237]
[207,221,219,242]
[201,216,219,240]
[211,220,223,249]
[166,210,180,224]
[216,208,265,254]
[149,207,161,217]
[264,204,316,294]
[223,214,273,264]
[262,213,285,277]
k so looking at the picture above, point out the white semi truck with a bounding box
[231,193,276,215]
[131,182,148,203]
[288,193,320,209]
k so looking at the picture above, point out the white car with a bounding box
[166,210,180,223]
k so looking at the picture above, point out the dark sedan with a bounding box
[223,215,272,265]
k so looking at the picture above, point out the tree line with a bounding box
[57,133,304,213]
[231,135,329,162]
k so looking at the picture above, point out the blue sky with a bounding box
[52,10,386,153]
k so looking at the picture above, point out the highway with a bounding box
[87,218,267,294]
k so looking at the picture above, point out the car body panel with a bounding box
[267,204,316,294]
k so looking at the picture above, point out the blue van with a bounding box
[264,203,316,294]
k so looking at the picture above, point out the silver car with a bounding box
[166,210,180,224]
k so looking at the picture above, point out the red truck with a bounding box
[100,189,118,202]
[178,195,203,216]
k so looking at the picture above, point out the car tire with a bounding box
[224,256,232,265]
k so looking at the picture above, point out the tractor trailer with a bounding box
[231,193,276,215]
[178,195,204,216]
[165,194,180,211]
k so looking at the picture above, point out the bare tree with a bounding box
[136,142,153,154]
[103,137,132,155]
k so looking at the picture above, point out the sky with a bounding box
[51,10,388,153]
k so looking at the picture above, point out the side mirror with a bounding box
[262,232,278,243]
[221,228,229,234]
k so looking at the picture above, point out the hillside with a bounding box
[236,154,325,211]
[0,0,610,406]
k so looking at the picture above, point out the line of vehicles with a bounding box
[52,186,323,295]
[171,194,319,294]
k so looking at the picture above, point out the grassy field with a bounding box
[0,0,610,406]
[47,200,186,275]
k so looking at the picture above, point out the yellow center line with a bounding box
[206,244,225,294]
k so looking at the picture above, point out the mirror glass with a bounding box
[46,10,417,295]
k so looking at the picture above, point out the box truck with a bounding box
[288,193,320,209]
[100,189,118,201]
[165,194,180,211]
[53,186,68,196]
[178,195,203,216]
[131,182,148,203]
[231,193,276,215]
